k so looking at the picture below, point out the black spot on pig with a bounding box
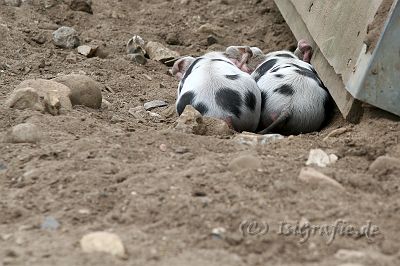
[225,74,240,80]
[179,58,203,93]
[275,53,296,59]
[254,59,277,81]
[274,84,294,96]
[275,74,284,78]
[215,88,242,118]
[194,102,209,115]
[260,91,267,112]
[291,63,324,87]
[321,93,334,129]
[177,91,195,115]
[244,91,257,111]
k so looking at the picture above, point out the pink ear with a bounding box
[171,57,195,80]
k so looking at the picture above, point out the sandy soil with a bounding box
[0,0,400,265]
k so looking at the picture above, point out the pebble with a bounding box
[0,161,7,171]
[159,143,167,152]
[52,26,80,49]
[211,227,226,239]
[305,149,338,167]
[15,79,72,114]
[144,100,168,111]
[77,45,97,57]
[334,249,366,260]
[41,216,60,230]
[3,123,42,144]
[368,156,400,172]
[197,23,223,36]
[298,167,344,190]
[80,231,126,258]
[174,146,189,154]
[4,87,44,111]
[145,41,180,63]
[69,0,92,14]
[323,127,349,141]
[228,155,262,172]
[53,74,102,109]
[234,132,284,146]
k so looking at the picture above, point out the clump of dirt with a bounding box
[0,0,399,266]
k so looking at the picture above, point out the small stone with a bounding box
[198,23,223,36]
[53,74,102,109]
[228,155,262,172]
[127,53,147,65]
[144,100,168,111]
[142,74,152,81]
[145,41,180,63]
[101,99,111,109]
[0,161,7,171]
[234,132,284,146]
[159,144,167,152]
[3,0,21,6]
[4,87,44,111]
[77,45,97,57]
[174,146,189,154]
[41,216,60,230]
[334,249,366,260]
[52,26,80,49]
[323,127,349,141]
[78,209,90,215]
[369,156,400,173]
[211,227,226,239]
[80,231,126,258]
[305,149,338,167]
[207,35,218,46]
[44,91,62,115]
[298,167,344,190]
[126,35,146,55]
[3,123,42,144]
[70,0,92,14]
[173,105,206,135]
[110,115,125,123]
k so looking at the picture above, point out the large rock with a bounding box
[4,87,44,111]
[52,26,80,49]
[3,123,42,144]
[15,79,72,114]
[53,74,102,109]
[80,231,126,259]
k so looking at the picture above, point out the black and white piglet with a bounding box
[227,40,333,135]
[171,50,261,132]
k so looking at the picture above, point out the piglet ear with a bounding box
[171,56,195,80]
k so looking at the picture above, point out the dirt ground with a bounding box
[1,0,400,265]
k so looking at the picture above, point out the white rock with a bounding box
[144,100,167,111]
[3,123,42,144]
[77,45,97,57]
[234,132,284,146]
[306,149,338,167]
[80,231,126,258]
[126,35,146,55]
[299,167,344,190]
[334,249,366,260]
[145,41,179,63]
